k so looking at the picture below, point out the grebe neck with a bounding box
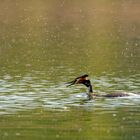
[82,80,93,99]
[83,79,93,93]
[88,84,93,93]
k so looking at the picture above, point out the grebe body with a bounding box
[67,74,135,100]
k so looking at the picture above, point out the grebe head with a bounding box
[67,74,93,93]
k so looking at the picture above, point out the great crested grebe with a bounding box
[67,74,132,100]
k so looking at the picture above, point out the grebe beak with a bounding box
[66,80,76,87]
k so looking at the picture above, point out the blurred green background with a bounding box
[0,0,139,75]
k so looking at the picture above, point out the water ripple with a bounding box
[0,72,140,114]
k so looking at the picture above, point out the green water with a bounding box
[0,0,140,140]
